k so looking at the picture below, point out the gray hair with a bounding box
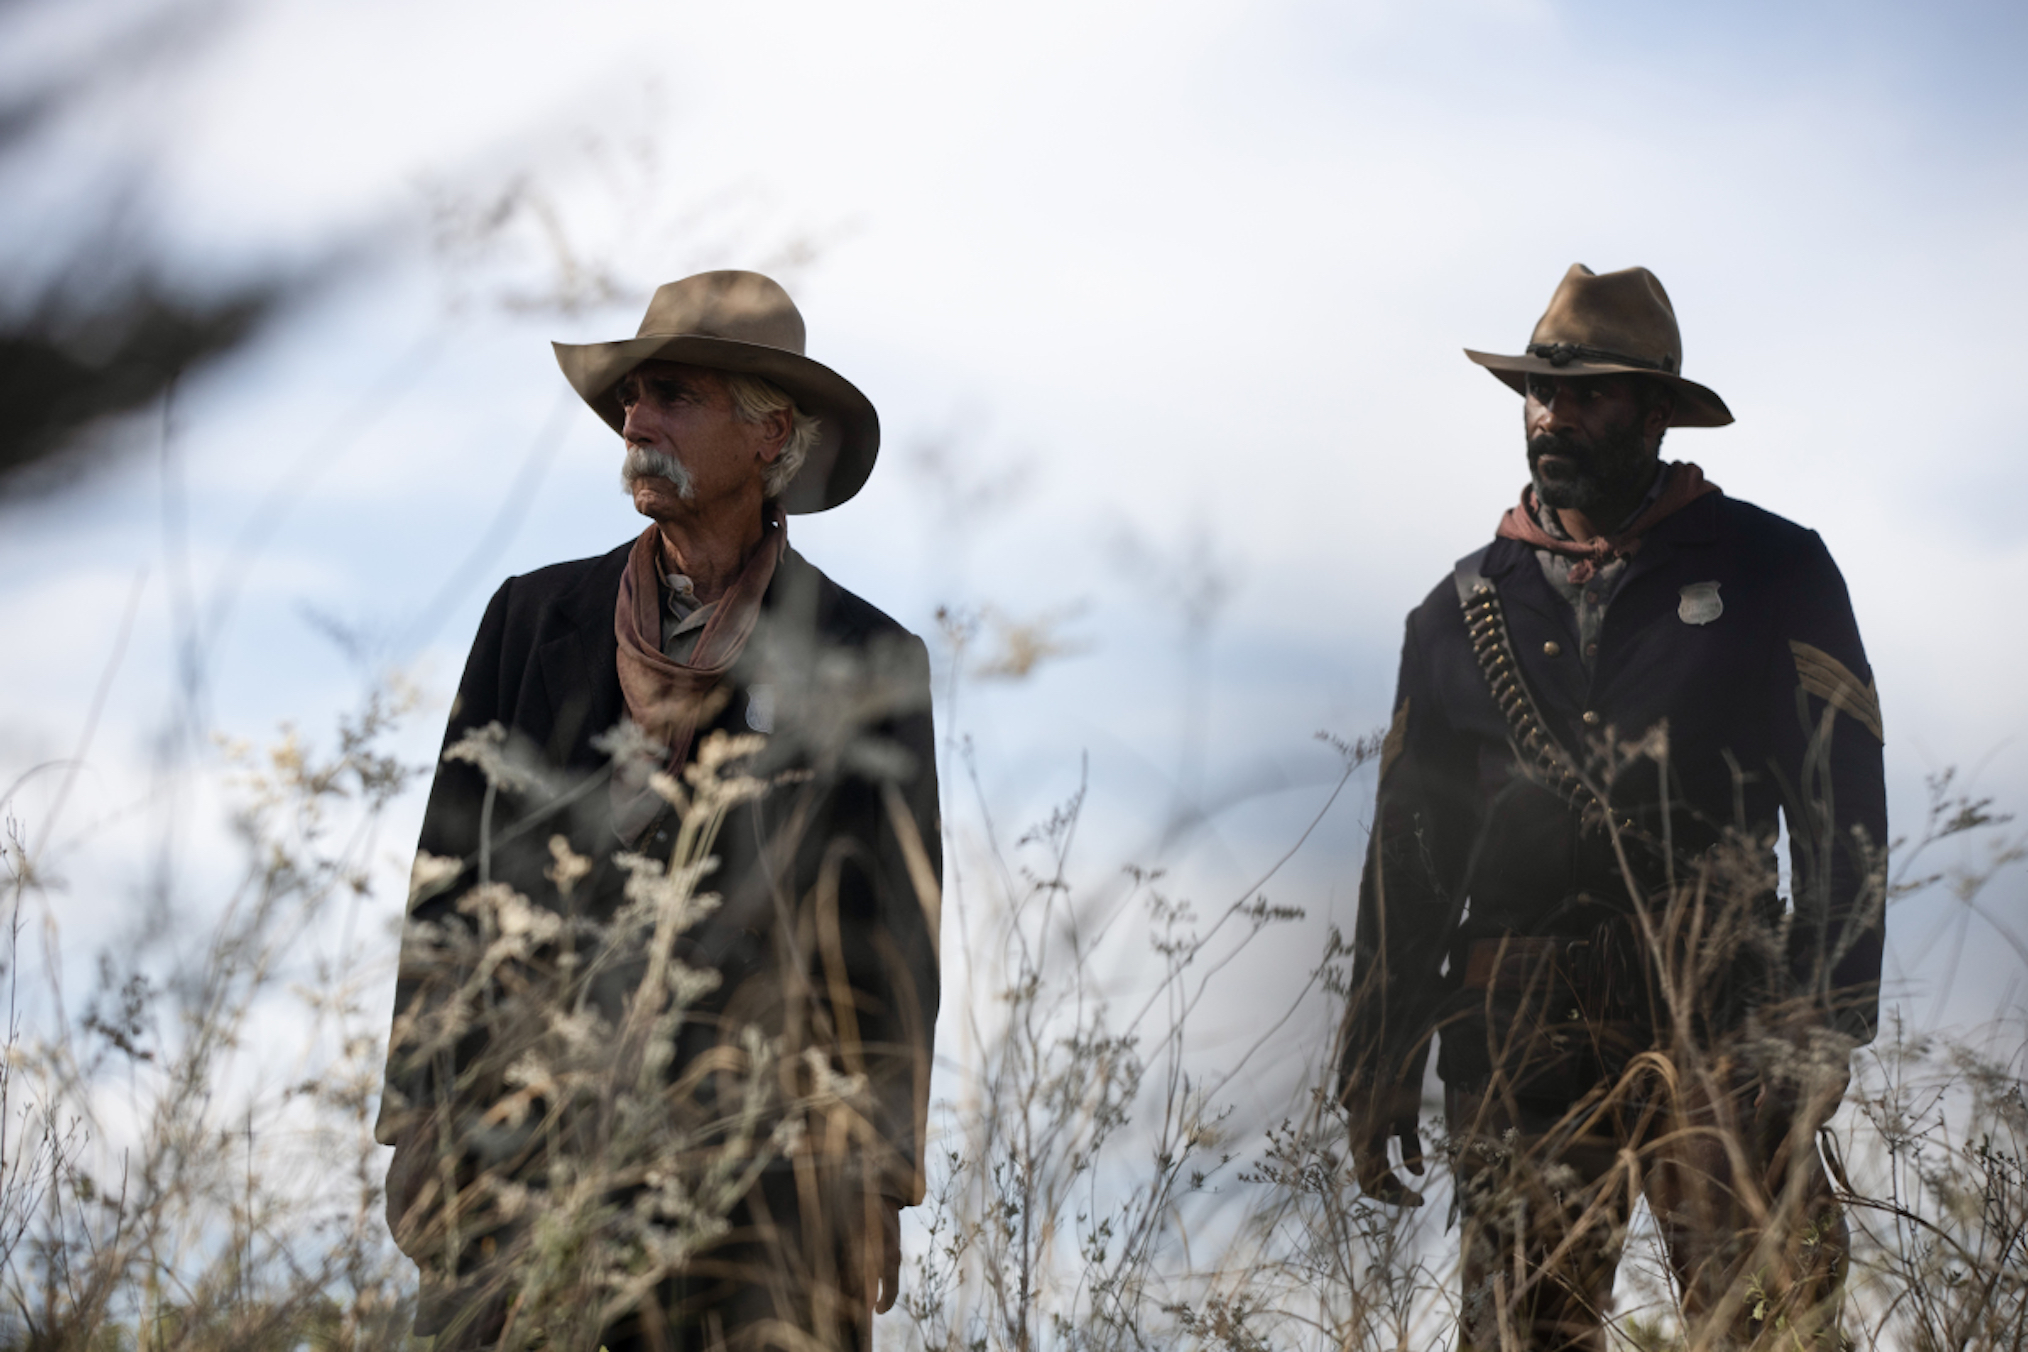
[723,373,821,500]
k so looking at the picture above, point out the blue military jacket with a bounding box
[1340,489,1886,1103]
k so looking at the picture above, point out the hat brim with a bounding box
[1463,349,1734,428]
[553,333,880,514]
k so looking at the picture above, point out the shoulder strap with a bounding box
[1452,548,1600,816]
[1451,545,1493,607]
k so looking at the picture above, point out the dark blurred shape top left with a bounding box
[0,0,294,494]
[0,278,282,490]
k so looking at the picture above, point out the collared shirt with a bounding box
[660,572,718,664]
[1528,466,1673,673]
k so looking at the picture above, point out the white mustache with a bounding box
[621,445,695,500]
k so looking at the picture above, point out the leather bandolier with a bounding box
[1441,549,1661,1104]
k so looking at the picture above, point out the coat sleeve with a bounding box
[1770,533,1887,1043]
[376,576,517,1150]
[1335,606,1472,1123]
[798,632,942,1207]
[868,635,942,1205]
[373,578,531,1278]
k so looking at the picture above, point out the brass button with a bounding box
[1542,640,1561,657]
[1582,710,1601,726]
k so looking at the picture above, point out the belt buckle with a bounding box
[1556,939,1589,1024]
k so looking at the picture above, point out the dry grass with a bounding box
[0,642,2021,1351]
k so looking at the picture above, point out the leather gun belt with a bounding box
[1462,937,1595,995]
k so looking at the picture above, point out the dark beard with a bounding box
[1527,428,1654,519]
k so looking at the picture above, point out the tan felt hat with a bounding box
[553,270,880,513]
[1464,264,1733,428]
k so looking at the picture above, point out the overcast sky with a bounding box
[3,0,2025,1097]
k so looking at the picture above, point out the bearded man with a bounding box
[375,271,941,1352]
[1337,265,1885,1350]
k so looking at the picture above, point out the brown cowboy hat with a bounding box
[553,270,880,513]
[1464,263,1733,428]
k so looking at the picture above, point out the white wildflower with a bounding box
[685,731,770,807]
[546,1007,608,1058]
[409,852,464,907]
[591,719,664,769]
[802,1047,868,1104]
[769,1115,807,1156]
[614,852,722,935]
[663,959,723,1009]
[457,881,562,946]
[444,721,538,793]
[545,834,591,902]
[504,1052,558,1097]
[487,1178,533,1221]
[691,730,767,776]
[269,728,306,781]
[648,770,689,811]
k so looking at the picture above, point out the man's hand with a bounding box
[845,1194,904,1314]
[1353,1109,1426,1207]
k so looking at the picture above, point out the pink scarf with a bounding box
[613,508,787,770]
[1496,462,1719,584]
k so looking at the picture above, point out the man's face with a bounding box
[1522,372,1670,518]
[614,360,784,522]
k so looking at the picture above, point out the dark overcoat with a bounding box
[374,539,942,1338]
[1339,491,1886,1106]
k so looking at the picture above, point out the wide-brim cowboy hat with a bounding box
[1464,263,1733,428]
[553,270,880,513]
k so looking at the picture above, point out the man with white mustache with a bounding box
[378,271,941,1352]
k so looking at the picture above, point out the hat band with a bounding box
[1526,342,1679,375]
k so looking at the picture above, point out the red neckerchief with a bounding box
[613,505,786,768]
[1496,462,1718,584]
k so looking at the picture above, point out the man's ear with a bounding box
[1644,387,1676,446]
[755,407,793,464]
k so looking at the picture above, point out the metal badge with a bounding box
[1678,581,1724,625]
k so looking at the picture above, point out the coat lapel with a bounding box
[1616,490,1723,598]
[534,546,630,769]
[1481,537,1572,634]
[1480,537,1588,720]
